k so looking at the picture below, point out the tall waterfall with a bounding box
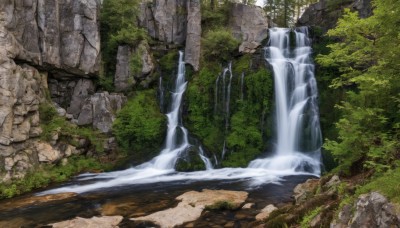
[39,30,322,195]
[249,27,321,174]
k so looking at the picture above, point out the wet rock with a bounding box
[51,215,123,228]
[293,179,320,204]
[255,204,278,221]
[229,4,270,53]
[242,203,254,209]
[0,192,77,210]
[132,189,248,228]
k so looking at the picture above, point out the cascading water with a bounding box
[140,51,192,169]
[249,27,321,173]
[240,72,245,100]
[39,29,322,195]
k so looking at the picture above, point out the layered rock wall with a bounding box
[297,0,372,30]
[0,0,123,182]
[229,3,270,53]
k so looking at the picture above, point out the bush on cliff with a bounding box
[113,90,166,161]
[202,29,240,62]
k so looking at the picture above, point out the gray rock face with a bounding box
[184,0,201,71]
[0,0,104,182]
[229,4,270,54]
[297,0,372,30]
[139,0,187,44]
[114,45,133,92]
[76,92,127,134]
[352,0,372,18]
[114,42,155,92]
[66,79,95,118]
[332,192,400,228]
[2,0,101,77]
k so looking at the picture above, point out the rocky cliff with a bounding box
[115,1,270,92]
[297,0,372,31]
[0,0,125,182]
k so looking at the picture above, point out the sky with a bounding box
[256,0,264,7]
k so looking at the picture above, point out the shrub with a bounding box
[0,156,109,199]
[202,29,240,62]
[113,90,166,160]
[39,103,105,153]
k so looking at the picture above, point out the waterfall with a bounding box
[225,63,233,130]
[39,30,322,196]
[138,51,211,170]
[158,76,164,110]
[249,27,321,174]
[214,63,233,130]
[240,72,245,100]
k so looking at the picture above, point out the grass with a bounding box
[0,156,111,199]
[39,103,105,152]
[300,206,322,228]
[356,167,400,204]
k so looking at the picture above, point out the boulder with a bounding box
[51,216,123,228]
[255,204,278,221]
[35,141,61,163]
[229,4,270,53]
[132,189,248,228]
[67,79,95,118]
[76,92,127,133]
[293,179,320,204]
[331,192,400,227]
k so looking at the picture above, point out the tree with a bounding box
[317,0,400,174]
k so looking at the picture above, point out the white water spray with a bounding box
[249,27,321,174]
[39,30,322,195]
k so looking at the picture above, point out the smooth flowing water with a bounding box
[249,27,321,173]
[39,29,321,195]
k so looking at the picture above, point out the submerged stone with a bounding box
[131,189,248,228]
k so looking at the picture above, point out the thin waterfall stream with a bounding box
[39,28,321,195]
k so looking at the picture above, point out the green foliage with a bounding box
[39,103,105,153]
[100,0,148,88]
[317,0,400,174]
[0,156,109,199]
[186,59,273,168]
[175,150,207,172]
[186,67,224,153]
[113,90,165,160]
[205,200,237,210]
[159,51,179,74]
[357,167,400,204]
[201,1,231,31]
[300,206,322,228]
[202,29,240,62]
[263,0,319,27]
